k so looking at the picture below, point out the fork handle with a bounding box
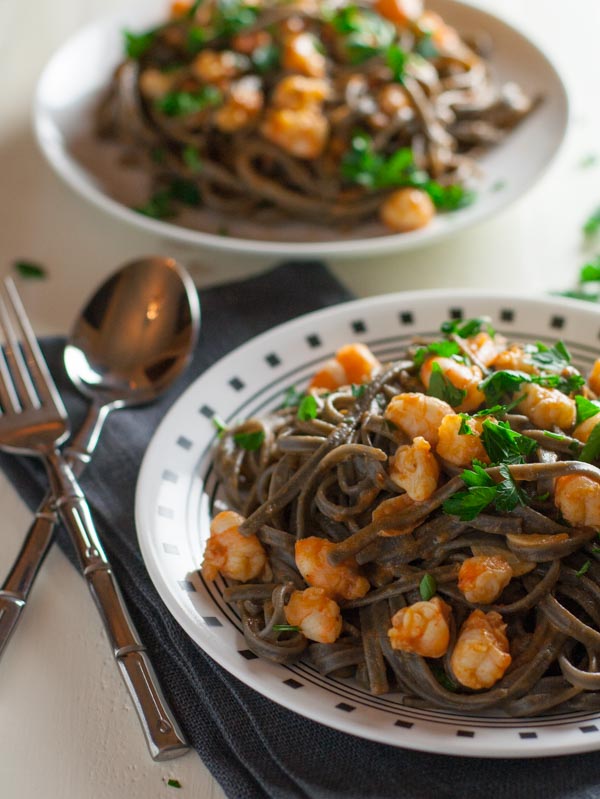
[46,450,189,761]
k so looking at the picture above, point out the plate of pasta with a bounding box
[136,289,600,758]
[34,0,567,257]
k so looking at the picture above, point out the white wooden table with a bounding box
[0,1,599,796]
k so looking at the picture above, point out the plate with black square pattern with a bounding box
[136,289,600,759]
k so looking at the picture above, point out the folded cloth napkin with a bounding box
[1,261,599,799]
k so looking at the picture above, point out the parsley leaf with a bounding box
[461,463,494,487]
[214,0,259,36]
[480,419,537,465]
[212,415,227,437]
[576,560,591,577]
[251,42,280,73]
[580,423,600,463]
[167,779,182,789]
[583,206,600,237]
[575,394,600,425]
[13,259,47,279]
[134,189,174,220]
[183,144,203,173]
[458,414,475,436]
[427,361,466,406]
[443,486,497,521]
[471,395,526,417]
[479,370,529,405]
[169,177,201,206]
[156,86,222,117]
[494,464,527,512]
[123,29,156,59]
[281,386,304,408]
[527,340,572,371]
[297,395,318,421]
[386,43,409,82]
[331,6,395,64]
[415,31,439,59]
[440,316,495,338]
[419,573,437,600]
[233,430,265,451]
[413,340,460,369]
[580,256,600,283]
[351,383,367,397]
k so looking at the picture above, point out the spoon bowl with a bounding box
[65,256,200,408]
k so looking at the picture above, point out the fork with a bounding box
[0,277,189,761]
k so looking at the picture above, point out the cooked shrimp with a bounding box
[379,188,435,233]
[436,413,489,467]
[375,0,423,26]
[420,356,485,413]
[271,75,329,111]
[285,587,342,643]
[466,332,500,368]
[450,610,511,689]
[202,510,267,582]
[214,77,263,132]
[573,412,600,443]
[295,537,370,601]
[139,68,176,100]
[388,596,451,658]
[261,108,329,159]
[191,50,241,84]
[309,343,380,390]
[554,475,600,529]
[589,359,600,396]
[231,29,271,55]
[516,383,576,431]
[492,345,537,374]
[390,436,440,501]
[458,555,513,604]
[384,392,453,447]
[282,32,326,77]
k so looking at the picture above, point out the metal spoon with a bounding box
[0,255,199,759]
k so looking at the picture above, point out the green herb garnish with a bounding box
[386,43,409,82]
[156,86,222,117]
[214,0,259,37]
[584,206,600,237]
[212,415,227,437]
[134,189,175,220]
[167,778,182,789]
[443,485,497,521]
[273,624,301,632]
[186,26,206,53]
[123,29,156,59]
[427,361,466,407]
[13,259,47,279]
[458,414,475,436]
[580,256,600,283]
[580,423,600,463]
[233,430,265,451]
[419,573,437,601]
[494,464,527,512]
[281,386,304,408]
[576,560,591,577]
[440,316,495,338]
[251,43,280,73]
[480,419,537,465]
[413,340,460,369]
[297,395,318,421]
[351,383,367,397]
[431,664,458,692]
[415,31,438,59]
[443,462,527,520]
[575,394,600,425]
[331,6,395,64]
[527,340,572,371]
[183,144,203,173]
[169,177,201,206]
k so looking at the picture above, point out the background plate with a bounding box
[135,289,600,757]
[34,0,568,259]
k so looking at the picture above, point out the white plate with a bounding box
[34,0,568,259]
[136,289,600,758]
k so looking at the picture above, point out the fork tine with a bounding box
[0,343,21,412]
[2,278,66,417]
[0,289,39,410]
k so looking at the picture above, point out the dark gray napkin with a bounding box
[1,261,599,799]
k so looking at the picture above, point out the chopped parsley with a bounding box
[580,256,600,283]
[480,419,537,465]
[186,26,206,54]
[212,415,227,437]
[351,383,367,397]
[580,423,600,463]
[443,462,527,521]
[440,316,495,338]
[341,132,474,209]
[583,206,600,237]
[458,414,475,436]
[167,778,182,788]
[251,42,280,73]
[156,86,222,117]
[233,430,265,450]
[415,31,438,59]
[413,340,461,369]
[576,560,591,577]
[213,0,260,37]
[419,573,437,601]
[330,6,395,64]
[134,189,175,220]
[13,259,47,279]
[281,386,304,409]
[471,395,526,417]
[123,29,156,59]
[386,43,409,82]
[273,624,301,632]
[427,361,466,406]
[169,178,201,206]
[575,394,600,424]
[479,369,584,406]
[297,395,318,421]
[183,144,203,173]
[527,340,572,370]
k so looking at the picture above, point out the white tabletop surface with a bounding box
[1,1,599,796]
